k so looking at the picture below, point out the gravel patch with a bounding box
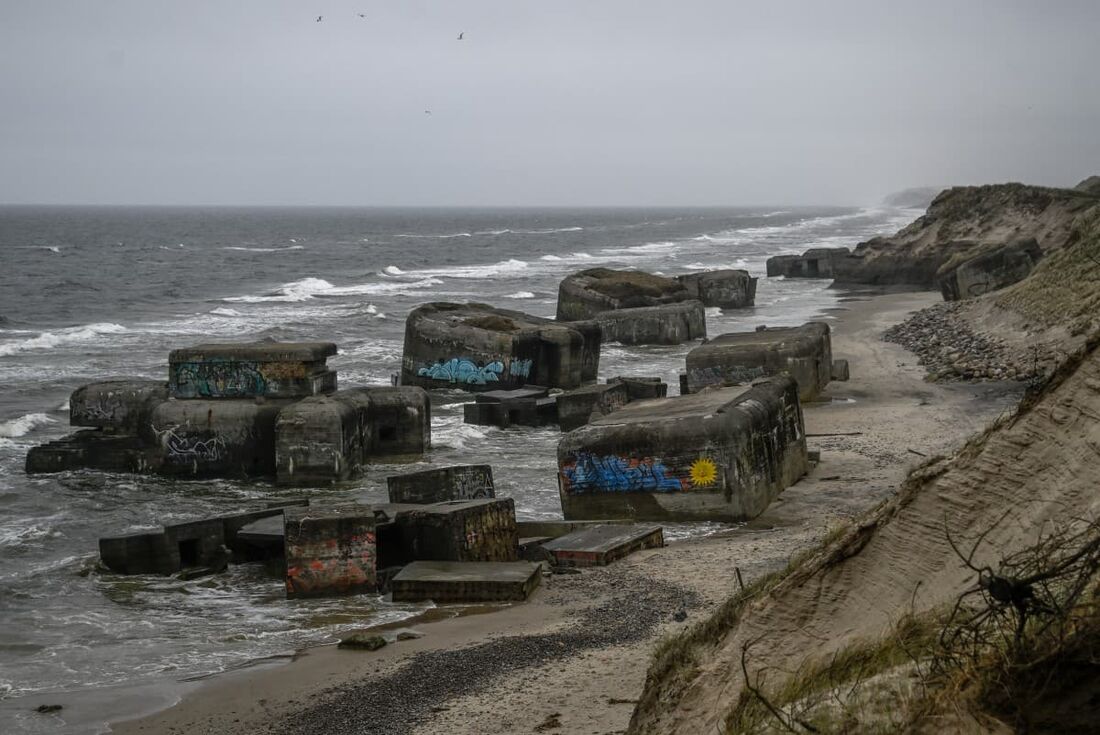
[279,570,699,735]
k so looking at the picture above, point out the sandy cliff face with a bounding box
[630,192,1100,734]
[836,180,1099,287]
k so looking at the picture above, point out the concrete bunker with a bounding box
[557,378,808,522]
[765,247,852,279]
[676,270,758,309]
[937,237,1043,301]
[401,302,600,391]
[27,341,430,485]
[684,322,833,401]
[556,268,708,345]
[387,464,495,504]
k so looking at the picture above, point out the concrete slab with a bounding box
[390,560,542,603]
[541,524,664,567]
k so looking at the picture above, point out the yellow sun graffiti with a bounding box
[689,458,718,488]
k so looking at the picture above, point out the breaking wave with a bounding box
[222,245,304,253]
[0,413,56,438]
[504,291,535,299]
[0,323,128,357]
[377,259,529,280]
[224,277,444,303]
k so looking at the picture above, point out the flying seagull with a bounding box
[457,32,464,40]
[358,13,366,18]
[315,15,322,22]
[424,110,432,115]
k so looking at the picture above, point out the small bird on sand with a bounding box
[457,31,464,40]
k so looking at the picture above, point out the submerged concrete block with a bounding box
[937,238,1042,301]
[597,301,707,345]
[462,386,555,428]
[608,376,669,401]
[557,379,807,522]
[542,524,664,567]
[391,560,541,603]
[556,268,693,321]
[25,430,151,475]
[387,498,518,564]
[402,303,597,392]
[685,322,833,401]
[676,270,758,309]
[556,382,631,432]
[70,379,167,435]
[99,517,231,575]
[362,386,432,457]
[387,465,495,504]
[284,506,376,598]
[150,399,288,477]
[168,341,337,399]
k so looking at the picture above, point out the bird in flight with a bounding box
[357,13,366,18]
[315,15,322,22]
[457,32,464,40]
[424,110,432,115]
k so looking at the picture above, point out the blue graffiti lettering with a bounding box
[418,358,505,385]
[562,452,684,494]
[510,358,533,379]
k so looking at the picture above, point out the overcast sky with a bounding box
[1,1,1098,206]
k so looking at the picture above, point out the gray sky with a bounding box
[1,1,1098,206]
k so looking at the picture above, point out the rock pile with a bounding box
[883,303,1041,382]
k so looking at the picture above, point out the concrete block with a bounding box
[168,341,337,399]
[608,376,668,401]
[284,506,377,598]
[542,524,664,567]
[401,303,596,392]
[831,359,850,382]
[150,398,289,477]
[596,301,707,345]
[387,465,495,504]
[557,379,807,522]
[463,386,552,428]
[556,382,631,432]
[69,379,167,435]
[685,322,833,401]
[274,395,359,485]
[937,238,1042,301]
[556,268,693,321]
[765,247,851,279]
[99,518,228,575]
[391,560,541,603]
[676,270,757,309]
[361,386,432,458]
[25,430,150,474]
[386,498,518,564]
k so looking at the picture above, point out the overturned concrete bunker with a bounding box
[684,322,833,401]
[556,268,710,345]
[557,378,808,522]
[27,341,430,485]
[401,302,600,391]
[937,238,1042,301]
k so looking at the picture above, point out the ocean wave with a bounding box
[395,232,472,239]
[0,322,128,357]
[374,259,529,280]
[209,307,243,317]
[473,226,584,236]
[0,413,56,438]
[599,241,680,256]
[224,277,443,303]
[504,291,535,299]
[223,245,305,253]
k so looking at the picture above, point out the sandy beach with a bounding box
[108,290,1024,735]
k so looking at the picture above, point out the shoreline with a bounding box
[92,290,1026,734]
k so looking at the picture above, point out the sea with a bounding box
[0,204,919,732]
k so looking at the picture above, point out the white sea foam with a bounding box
[224,277,443,303]
[0,322,128,357]
[504,291,535,299]
[599,240,680,256]
[395,232,472,239]
[0,413,56,438]
[209,307,242,317]
[473,226,584,235]
[223,245,304,253]
[374,259,529,280]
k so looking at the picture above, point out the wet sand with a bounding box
[109,290,1024,735]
